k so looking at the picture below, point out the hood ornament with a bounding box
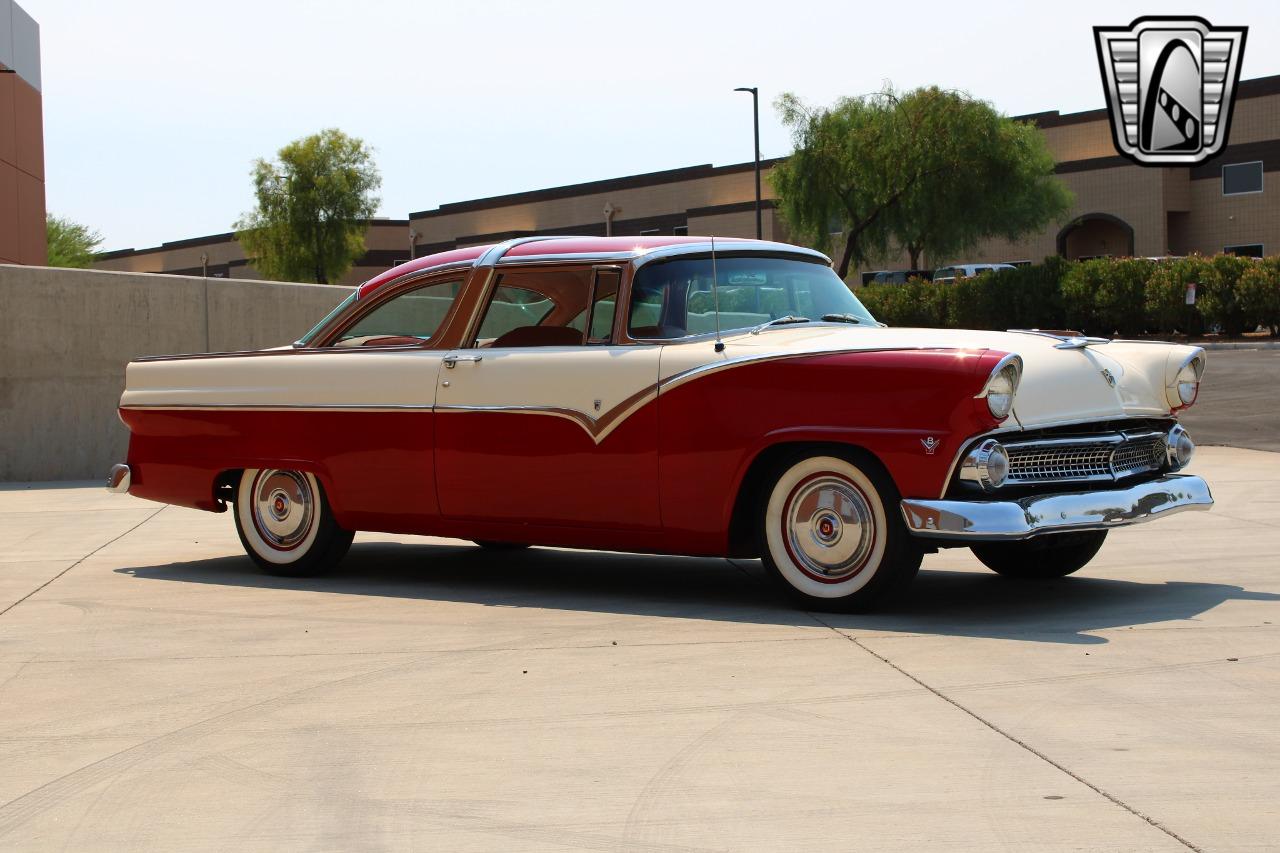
[1055,336,1112,350]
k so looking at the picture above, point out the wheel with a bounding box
[971,530,1107,579]
[234,468,354,577]
[472,540,530,550]
[758,452,922,612]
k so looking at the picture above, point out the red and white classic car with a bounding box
[109,236,1213,611]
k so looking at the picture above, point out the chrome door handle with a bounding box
[443,354,483,368]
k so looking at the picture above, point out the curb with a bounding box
[1198,341,1280,351]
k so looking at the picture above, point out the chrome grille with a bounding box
[1004,431,1168,485]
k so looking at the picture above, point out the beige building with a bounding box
[95,219,414,286]
[95,74,1280,283]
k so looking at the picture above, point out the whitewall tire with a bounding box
[759,453,921,611]
[234,468,354,577]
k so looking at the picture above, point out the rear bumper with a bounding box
[900,474,1213,541]
[106,463,131,493]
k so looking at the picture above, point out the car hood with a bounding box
[717,325,1202,430]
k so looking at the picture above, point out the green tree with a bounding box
[235,129,381,284]
[772,86,1073,278]
[45,214,103,268]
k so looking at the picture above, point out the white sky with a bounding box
[25,0,1280,251]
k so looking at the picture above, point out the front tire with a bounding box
[234,469,354,577]
[758,452,921,612]
[971,530,1107,579]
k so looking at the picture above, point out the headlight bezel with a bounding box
[958,439,1010,492]
[1165,351,1205,410]
[976,354,1022,421]
[1166,423,1196,468]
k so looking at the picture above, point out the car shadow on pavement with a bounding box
[116,541,1280,645]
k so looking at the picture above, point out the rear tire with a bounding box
[758,452,921,612]
[971,530,1107,579]
[234,469,354,577]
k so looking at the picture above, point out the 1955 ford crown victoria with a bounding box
[108,236,1213,611]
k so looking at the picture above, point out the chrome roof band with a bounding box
[485,239,832,269]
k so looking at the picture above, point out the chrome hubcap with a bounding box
[252,470,314,549]
[784,475,874,579]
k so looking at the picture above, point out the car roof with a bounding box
[356,235,809,299]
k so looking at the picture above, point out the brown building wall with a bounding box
[1183,176,1276,255]
[0,70,45,265]
[0,0,45,265]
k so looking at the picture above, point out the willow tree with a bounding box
[45,214,103,267]
[772,86,1072,278]
[236,129,381,284]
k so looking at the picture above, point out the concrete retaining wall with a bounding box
[0,265,353,481]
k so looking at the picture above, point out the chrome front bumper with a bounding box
[900,474,1213,541]
[106,463,131,493]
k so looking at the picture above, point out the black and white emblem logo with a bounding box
[1094,16,1247,166]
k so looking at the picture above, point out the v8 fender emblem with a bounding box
[920,436,940,455]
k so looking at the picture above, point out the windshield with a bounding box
[629,255,876,339]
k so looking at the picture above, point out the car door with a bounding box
[309,275,463,528]
[434,266,662,529]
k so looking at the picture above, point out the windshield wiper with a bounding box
[821,313,864,325]
[749,315,811,335]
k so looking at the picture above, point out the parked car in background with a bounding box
[109,236,1213,612]
[933,263,1016,282]
[861,269,934,285]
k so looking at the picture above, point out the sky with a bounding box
[25,0,1280,251]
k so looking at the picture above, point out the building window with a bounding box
[1222,161,1263,196]
[639,228,660,236]
[672,225,688,236]
[1224,244,1264,258]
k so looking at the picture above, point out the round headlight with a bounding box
[985,364,1019,420]
[1176,359,1201,405]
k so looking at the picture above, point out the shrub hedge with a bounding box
[855,254,1280,336]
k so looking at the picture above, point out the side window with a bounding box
[474,268,593,347]
[629,286,665,333]
[331,278,461,347]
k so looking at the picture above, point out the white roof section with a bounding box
[0,0,40,91]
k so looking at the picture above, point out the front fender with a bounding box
[656,348,1010,549]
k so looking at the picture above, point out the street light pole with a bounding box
[734,86,762,240]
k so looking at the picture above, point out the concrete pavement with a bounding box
[0,447,1277,851]
[1180,349,1280,453]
